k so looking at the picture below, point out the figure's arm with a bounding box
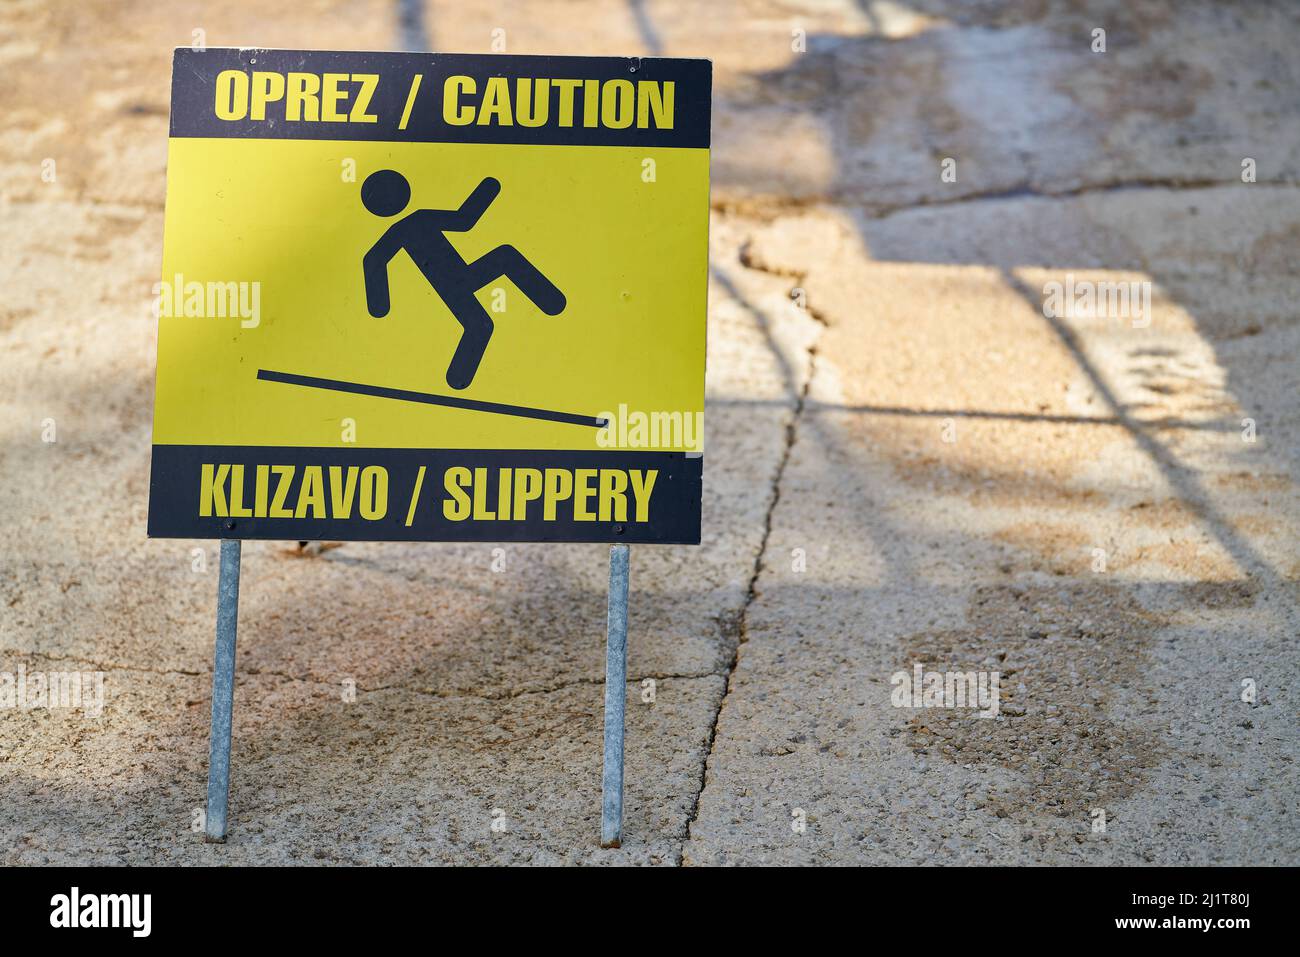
[363,225,404,317]
[443,177,500,231]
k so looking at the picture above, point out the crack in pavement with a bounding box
[867,177,1299,220]
[362,670,724,702]
[2,650,719,707]
[680,263,821,863]
[712,177,1300,224]
[8,651,203,678]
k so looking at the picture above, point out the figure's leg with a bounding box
[466,246,566,316]
[444,295,494,390]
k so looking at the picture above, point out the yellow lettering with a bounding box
[543,468,573,521]
[573,468,598,521]
[601,79,634,129]
[329,466,358,519]
[443,466,472,521]
[349,74,379,122]
[516,78,549,127]
[478,76,513,126]
[629,469,657,522]
[249,71,286,121]
[269,466,294,518]
[295,466,327,518]
[598,469,629,522]
[513,468,543,519]
[321,73,349,122]
[497,469,513,521]
[254,464,270,516]
[472,467,496,519]
[199,463,230,517]
[637,80,673,129]
[443,75,476,125]
[552,78,581,126]
[227,464,253,517]
[359,466,388,519]
[214,70,249,121]
[582,79,600,127]
[285,72,321,121]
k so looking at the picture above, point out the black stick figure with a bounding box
[361,169,566,390]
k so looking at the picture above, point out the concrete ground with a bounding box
[1,0,1296,864]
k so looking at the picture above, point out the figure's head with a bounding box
[361,169,410,217]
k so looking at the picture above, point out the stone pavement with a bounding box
[1,0,1296,864]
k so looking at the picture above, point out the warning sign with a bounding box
[148,49,711,544]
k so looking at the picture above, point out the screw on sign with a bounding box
[150,49,711,848]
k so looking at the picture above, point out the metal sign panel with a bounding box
[149,49,711,544]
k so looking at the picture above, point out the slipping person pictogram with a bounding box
[361,169,567,390]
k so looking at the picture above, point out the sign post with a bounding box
[151,48,711,846]
[205,539,242,842]
[601,544,630,847]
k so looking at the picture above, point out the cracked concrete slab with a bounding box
[1,653,726,864]
[684,191,1298,865]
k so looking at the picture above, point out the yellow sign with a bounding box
[149,49,711,544]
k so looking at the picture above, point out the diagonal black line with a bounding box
[257,369,607,429]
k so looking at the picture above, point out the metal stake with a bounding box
[205,539,242,842]
[601,544,630,847]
